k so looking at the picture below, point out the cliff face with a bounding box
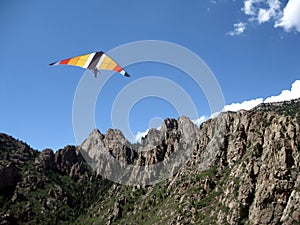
[0,99,300,225]
[193,109,300,225]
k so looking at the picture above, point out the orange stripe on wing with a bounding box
[68,56,80,65]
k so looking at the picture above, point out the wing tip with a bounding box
[49,62,58,66]
[124,72,130,77]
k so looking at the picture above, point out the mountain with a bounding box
[1,99,300,225]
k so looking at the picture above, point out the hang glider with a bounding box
[49,51,130,78]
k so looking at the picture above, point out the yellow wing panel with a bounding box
[75,54,91,67]
[99,56,117,70]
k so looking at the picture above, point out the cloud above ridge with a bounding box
[223,80,300,112]
[222,98,264,112]
[134,80,300,142]
[264,80,300,103]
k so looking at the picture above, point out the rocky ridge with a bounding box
[0,98,300,224]
[80,116,199,186]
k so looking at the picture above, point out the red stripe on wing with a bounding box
[60,58,71,65]
[114,65,123,72]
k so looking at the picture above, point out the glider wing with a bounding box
[49,51,130,77]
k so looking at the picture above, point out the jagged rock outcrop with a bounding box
[35,148,56,171]
[0,162,19,191]
[0,134,37,192]
[78,99,300,225]
[54,145,88,179]
[80,116,199,186]
[0,98,300,225]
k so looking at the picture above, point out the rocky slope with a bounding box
[0,136,111,225]
[1,98,300,225]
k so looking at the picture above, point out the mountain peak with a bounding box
[1,99,300,224]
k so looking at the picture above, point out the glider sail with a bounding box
[49,51,130,77]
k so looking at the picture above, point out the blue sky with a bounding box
[1,0,300,150]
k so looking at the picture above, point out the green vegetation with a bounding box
[254,99,300,116]
[193,165,218,182]
[0,153,112,225]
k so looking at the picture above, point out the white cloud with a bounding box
[227,22,247,36]
[230,0,300,34]
[258,0,281,23]
[257,8,273,23]
[134,129,149,143]
[222,98,264,112]
[222,80,300,112]
[269,0,281,11]
[264,80,300,103]
[245,0,281,23]
[243,0,262,15]
[192,116,207,127]
[210,111,221,119]
[275,0,300,32]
